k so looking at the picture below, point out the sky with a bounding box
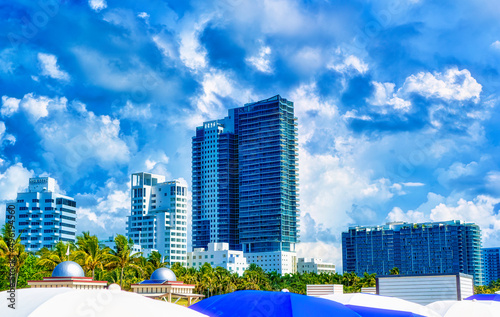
[1,0,500,268]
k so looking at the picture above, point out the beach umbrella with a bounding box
[426,300,500,317]
[465,293,500,301]
[189,290,362,317]
[321,293,440,317]
[0,287,208,317]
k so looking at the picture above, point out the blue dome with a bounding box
[150,268,176,282]
[52,261,85,277]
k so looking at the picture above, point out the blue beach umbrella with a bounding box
[465,294,500,301]
[189,290,362,317]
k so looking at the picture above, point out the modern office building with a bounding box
[297,258,336,274]
[342,220,483,285]
[192,95,299,258]
[482,247,500,285]
[186,242,248,276]
[126,172,188,265]
[5,177,77,253]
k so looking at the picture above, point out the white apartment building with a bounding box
[187,242,248,276]
[245,251,297,275]
[6,177,77,253]
[127,172,188,265]
[297,258,336,274]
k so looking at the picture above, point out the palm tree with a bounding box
[104,235,142,288]
[360,272,376,287]
[0,223,29,289]
[36,241,76,273]
[389,267,400,275]
[73,232,109,279]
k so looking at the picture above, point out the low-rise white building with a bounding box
[245,251,297,275]
[187,243,248,276]
[297,258,336,274]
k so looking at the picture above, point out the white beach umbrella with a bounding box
[321,293,441,317]
[426,300,500,317]
[0,287,208,317]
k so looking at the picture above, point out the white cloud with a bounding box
[1,96,20,117]
[137,12,149,19]
[0,121,16,147]
[3,93,67,123]
[387,206,427,223]
[329,55,369,74]
[117,101,152,121]
[37,53,70,81]
[401,68,482,102]
[491,40,500,50]
[178,19,210,71]
[430,196,500,241]
[402,182,425,187]
[76,180,130,237]
[88,0,107,12]
[368,81,411,112]
[246,45,273,73]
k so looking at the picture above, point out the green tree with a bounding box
[389,267,400,275]
[104,235,142,288]
[36,241,76,274]
[0,224,29,289]
[74,232,110,279]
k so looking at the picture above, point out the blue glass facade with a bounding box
[192,95,299,253]
[482,248,500,285]
[342,220,483,285]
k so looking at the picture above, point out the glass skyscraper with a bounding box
[482,247,500,285]
[192,95,299,253]
[342,220,483,285]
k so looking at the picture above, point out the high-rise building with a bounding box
[127,172,188,265]
[342,220,483,285]
[482,247,500,286]
[192,95,299,272]
[5,177,77,252]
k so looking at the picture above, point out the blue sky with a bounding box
[1,0,500,266]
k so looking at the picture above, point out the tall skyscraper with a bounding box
[342,220,483,285]
[482,247,500,285]
[192,95,299,270]
[5,177,77,252]
[127,172,188,265]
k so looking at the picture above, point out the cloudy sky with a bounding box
[1,0,500,267]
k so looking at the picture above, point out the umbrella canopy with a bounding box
[189,290,362,317]
[465,294,500,301]
[0,287,207,317]
[426,300,500,317]
[321,293,440,317]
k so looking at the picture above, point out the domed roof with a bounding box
[52,261,85,278]
[150,268,176,282]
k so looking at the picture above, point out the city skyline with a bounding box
[1,0,500,269]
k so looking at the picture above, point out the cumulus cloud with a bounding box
[1,96,20,117]
[88,0,107,12]
[179,18,210,71]
[329,55,369,75]
[3,93,67,122]
[76,180,130,237]
[246,45,273,73]
[296,241,342,269]
[37,53,70,81]
[401,68,482,102]
[0,163,34,224]
[387,206,427,223]
[368,81,411,112]
[0,121,16,147]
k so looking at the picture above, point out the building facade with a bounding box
[245,251,297,275]
[482,247,500,286]
[126,173,188,265]
[192,95,299,262]
[6,177,77,253]
[297,258,336,274]
[342,220,483,285]
[187,242,248,276]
